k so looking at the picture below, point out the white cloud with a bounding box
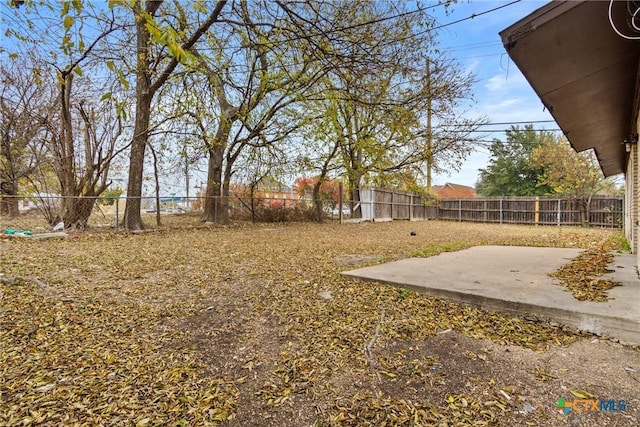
[485,74,507,92]
[484,97,553,124]
[464,59,480,75]
[484,69,527,92]
[477,66,554,124]
[486,97,520,110]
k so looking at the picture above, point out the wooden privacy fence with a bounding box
[437,196,622,227]
[356,188,623,228]
[359,188,437,221]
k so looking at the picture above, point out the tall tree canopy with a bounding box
[475,125,553,197]
[292,2,481,216]
[476,125,618,200]
[531,136,618,198]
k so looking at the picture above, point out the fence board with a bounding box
[356,190,622,228]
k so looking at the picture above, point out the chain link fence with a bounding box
[0,193,354,231]
[0,191,624,232]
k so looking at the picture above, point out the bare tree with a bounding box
[2,2,128,228]
[185,0,417,224]
[0,60,50,217]
[305,6,483,210]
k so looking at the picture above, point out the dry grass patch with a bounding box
[1,221,637,426]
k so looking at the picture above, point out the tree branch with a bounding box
[150,0,228,94]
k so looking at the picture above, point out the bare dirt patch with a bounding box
[1,221,638,426]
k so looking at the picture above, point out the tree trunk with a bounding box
[57,71,85,229]
[249,184,256,223]
[201,146,224,223]
[1,129,20,217]
[61,195,99,230]
[50,78,118,230]
[580,195,593,226]
[198,57,236,224]
[122,1,226,230]
[219,166,232,224]
[200,117,231,224]
[150,142,161,227]
[347,169,363,218]
[351,185,362,218]
[0,181,19,217]
[122,7,153,231]
[201,140,235,224]
[312,180,324,223]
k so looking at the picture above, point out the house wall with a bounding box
[625,144,637,254]
[626,110,640,264]
[637,112,640,266]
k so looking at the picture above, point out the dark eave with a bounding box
[500,0,640,176]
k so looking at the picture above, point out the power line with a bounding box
[273,0,450,45]
[441,40,501,51]
[432,0,522,32]
[393,0,523,45]
[318,1,450,34]
[4,1,520,87]
[443,120,556,127]
[455,52,504,60]
[448,129,562,133]
[208,0,508,56]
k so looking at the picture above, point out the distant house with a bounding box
[230,182,296,202]
[18,193,61,212]
[432,183,476,199]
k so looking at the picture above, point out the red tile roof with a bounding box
[432,183,476,199]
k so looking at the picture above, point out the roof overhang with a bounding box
[500,0,640,176]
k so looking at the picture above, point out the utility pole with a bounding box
[426,57,433,191]
[185,155,189,207]
[183,142,190,209]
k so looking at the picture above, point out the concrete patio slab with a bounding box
[342,246,640,346]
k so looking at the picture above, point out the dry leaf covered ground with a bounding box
[1,218,639,426]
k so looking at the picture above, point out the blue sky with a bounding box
[429,0,555,188]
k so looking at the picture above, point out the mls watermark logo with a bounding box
[556,396,627,415]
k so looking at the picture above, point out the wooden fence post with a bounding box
[499,198,503,224]
[409,194,413,221]
[557,199,561,226]
[535,196,540,225]
[391,191,395,220]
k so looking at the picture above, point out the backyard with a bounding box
[1,219,638,426]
